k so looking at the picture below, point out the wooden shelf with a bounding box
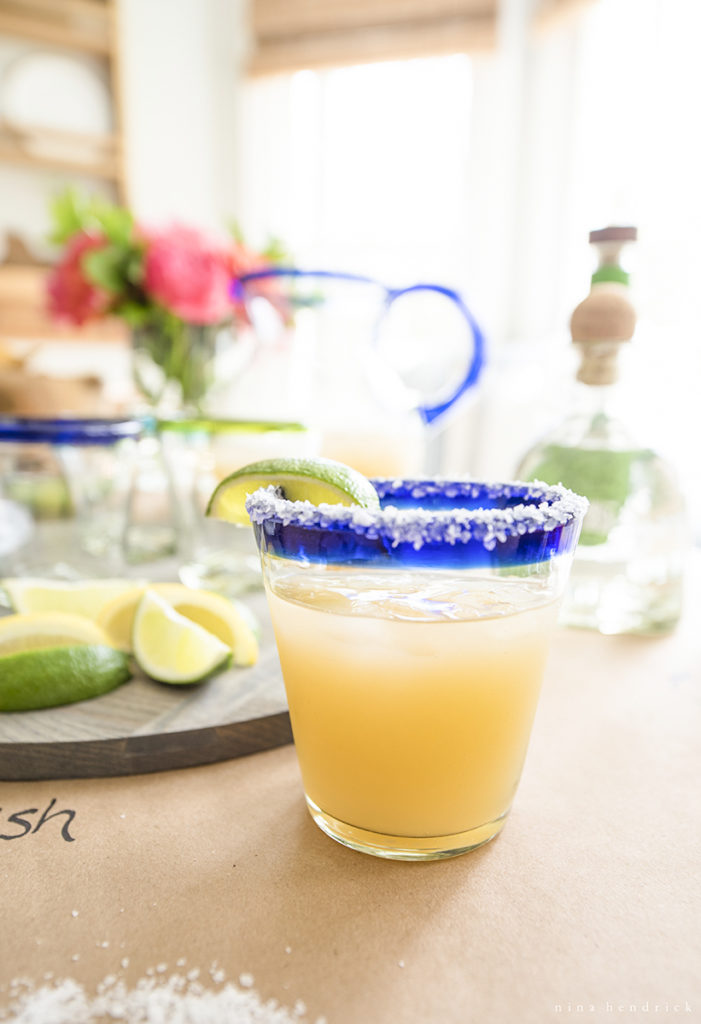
[0,0,126,199]
[0,0,113,56]
[0,264,128,341]
[0,118,121,182]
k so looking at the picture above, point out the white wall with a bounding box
[118,0,247,231]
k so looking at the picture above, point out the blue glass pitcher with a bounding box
[232,268,485,477]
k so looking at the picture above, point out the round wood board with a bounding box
[0,593,292,781]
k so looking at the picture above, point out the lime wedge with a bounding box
[132,590,232,685]
[0,645,132,711]
[206,456,380,526]
[98,582,258,665]
[0,612,114,657]
[94,585,149,651]
[149,584,259,666]
[0,578,145,619]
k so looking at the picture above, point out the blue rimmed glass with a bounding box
[246,478,587,861]
[0,416,143,579]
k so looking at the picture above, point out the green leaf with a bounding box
[90,198,134,246]
[118,301,151,327]
[261,235,292,265]
[125,248,144,286]
[81,245,129,293]
[228,219,246,244]
[48,188,88,245]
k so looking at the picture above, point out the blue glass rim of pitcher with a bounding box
[233,267,486,426]
[246,478,588,570]
[0,416,144,446]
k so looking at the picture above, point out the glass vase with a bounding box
[131,319,246,416]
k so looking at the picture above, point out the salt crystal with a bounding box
[239,972,254,988]
[176,957,186,967]
[2,968,317,1023]
[156,963,167,973]
[398,960,405,968]
[70,910,79,918]
[121,958,129,969]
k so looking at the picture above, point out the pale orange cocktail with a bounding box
[247,479,586,860]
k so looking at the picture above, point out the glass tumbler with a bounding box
[0,416,143,579]
[247,478,587,861]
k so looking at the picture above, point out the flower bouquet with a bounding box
[47,190,289,414]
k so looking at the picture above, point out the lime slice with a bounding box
[206,456,380,526]
[98,583,259,665]
[0,645,132,712]
[0,578,145,619]
[0,612,114,657]
[95,585,149,651]
[132,589,232,684]
[149,584,259,666]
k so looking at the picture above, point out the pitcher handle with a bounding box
[382,283,486,426]
[236,269,486,426]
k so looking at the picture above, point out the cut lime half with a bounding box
[0,645,131,712]
[206,456,380,526]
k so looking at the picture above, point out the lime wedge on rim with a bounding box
[132,590,232,685]
[205,456,380,526]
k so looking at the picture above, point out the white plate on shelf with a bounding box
[0,50,113,139]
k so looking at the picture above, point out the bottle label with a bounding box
[523,445,652,545]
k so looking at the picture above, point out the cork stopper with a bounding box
[571,226,637,386]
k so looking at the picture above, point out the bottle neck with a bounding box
[575,339,624,387]
[568,376,637,450]
[572,379,617,417]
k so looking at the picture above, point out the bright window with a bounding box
[239,55,473,288]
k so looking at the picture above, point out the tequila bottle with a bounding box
[516,227,687,635]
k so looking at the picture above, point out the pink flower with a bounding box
[142,225,233,324]
[46,230,111,326]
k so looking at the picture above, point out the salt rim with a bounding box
[245,479,588,552]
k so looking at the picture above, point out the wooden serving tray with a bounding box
[0,592,292,781]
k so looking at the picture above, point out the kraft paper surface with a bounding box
[1,587,699,1022]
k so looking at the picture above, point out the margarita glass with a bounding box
[0,416,143,577]
[247,479,587,861]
